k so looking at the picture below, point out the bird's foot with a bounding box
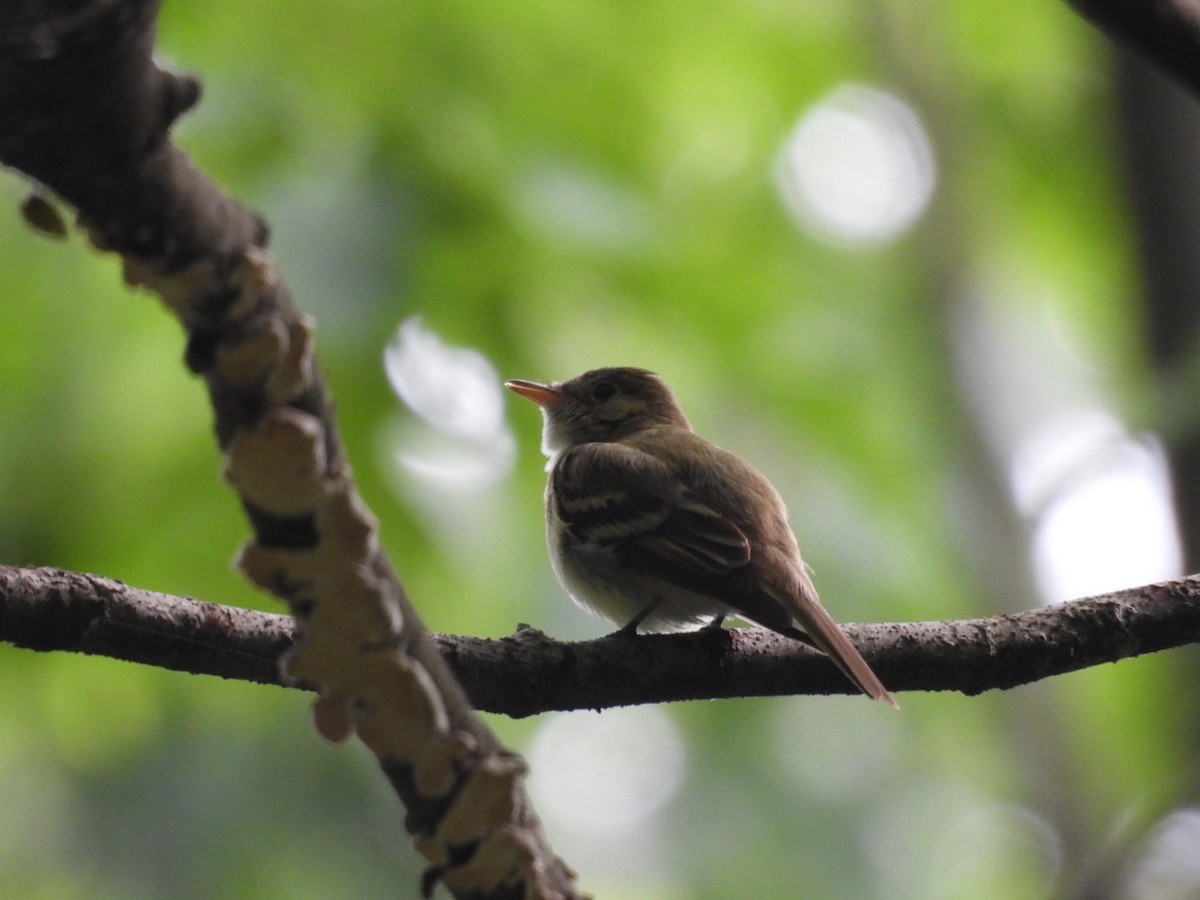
[612,597,664,637]
[699,616,734,652]
[612,617,644,638]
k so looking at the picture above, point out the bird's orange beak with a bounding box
[505,379,567,407]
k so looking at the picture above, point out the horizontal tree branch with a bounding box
[4,565,1197,716]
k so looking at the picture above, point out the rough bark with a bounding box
[0,4,576,897]
[4,564,1197,716]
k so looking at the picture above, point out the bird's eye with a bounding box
[590,381,618,402]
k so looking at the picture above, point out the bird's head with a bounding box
[506,367,691,454]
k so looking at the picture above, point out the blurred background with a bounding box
[2,1,1199,897]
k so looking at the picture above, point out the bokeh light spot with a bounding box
[528,707,685,836]
[382,317,515,491]
[1010,412,1182,603]
[777,84,936,246]
[1123,808,1200,900]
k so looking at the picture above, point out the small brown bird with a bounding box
[506,366,896,706]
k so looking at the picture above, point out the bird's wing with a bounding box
[552,442,750,573]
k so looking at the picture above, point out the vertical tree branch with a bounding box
[1068,0,1200,98]
[1112,43,1200,883]
[0,3,577,897]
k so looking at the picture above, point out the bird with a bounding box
[505,366,897,707]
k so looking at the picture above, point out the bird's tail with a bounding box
[781,578,898,708]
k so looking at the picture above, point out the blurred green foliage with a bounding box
[0,1,1193,898]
